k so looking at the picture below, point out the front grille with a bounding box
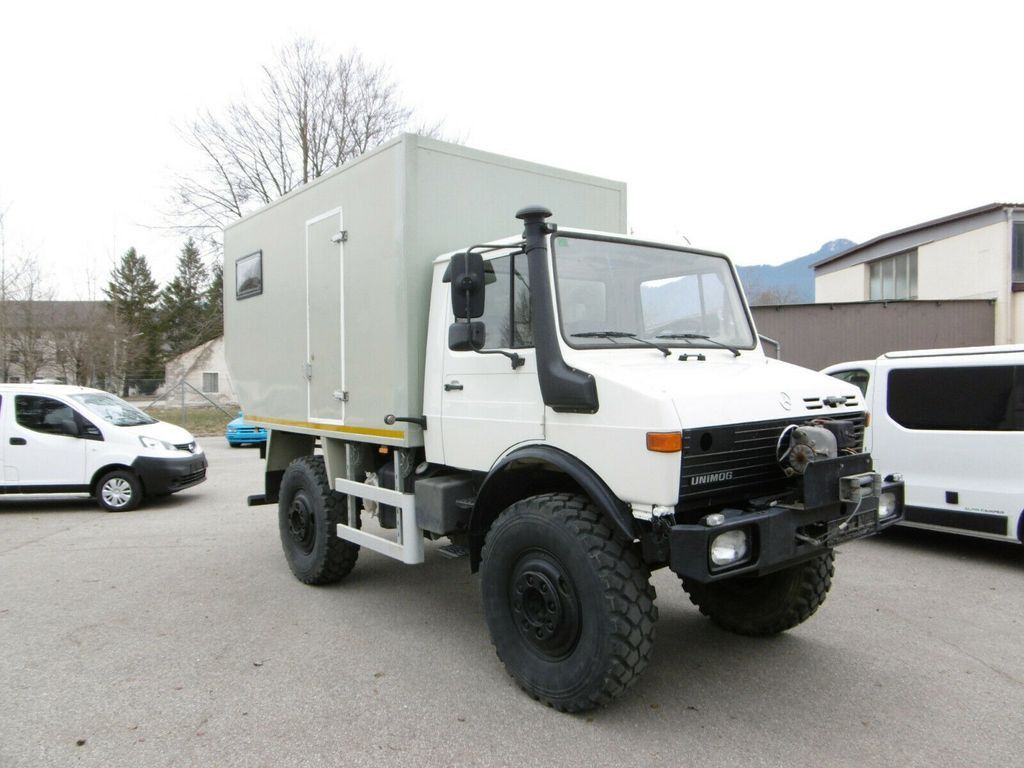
[175,441,197,453]
[679,413,866,508]
[175,468,206,487]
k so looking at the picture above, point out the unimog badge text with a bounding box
[690,471,734,486]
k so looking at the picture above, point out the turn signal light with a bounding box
[646,432,682,453]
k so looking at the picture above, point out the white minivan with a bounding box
[0,384,207,511]
[823,345,1024,544]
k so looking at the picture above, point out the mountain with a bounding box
[737,239,856,304]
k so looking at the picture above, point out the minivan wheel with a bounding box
[96,469,143,512]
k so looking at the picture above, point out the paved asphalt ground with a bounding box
[1,439,1022,768]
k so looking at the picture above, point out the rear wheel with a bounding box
[278,456,359,584]
[682,551,834,636]
[480,493,657,712]
[96,469,142,512]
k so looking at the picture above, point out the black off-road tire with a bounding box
[480,493,658,712]
[278,456,359,585]
[682,551,834,637]
[96,469,143,512]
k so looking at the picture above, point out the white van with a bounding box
[0,384,207,511]
[823,345,1024,544]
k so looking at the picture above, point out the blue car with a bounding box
[225,412,267,447]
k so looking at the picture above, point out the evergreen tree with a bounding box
[104,247,162,395]
[201,259,224,342]
[160,238,209,356]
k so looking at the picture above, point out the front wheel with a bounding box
[480,493,657,712]
[96,469,142,512]
[682,551,835,636]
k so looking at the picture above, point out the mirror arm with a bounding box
[474,348,525,369]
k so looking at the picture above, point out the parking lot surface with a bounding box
[1,439,1022,767]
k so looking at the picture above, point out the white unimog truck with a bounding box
[225,135,904,711]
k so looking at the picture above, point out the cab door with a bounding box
[440,251,544,470]
[5,394,88,487]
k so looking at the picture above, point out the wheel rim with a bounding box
[102,478,133,508]
[509,550,581,660]
[287,491,316,554]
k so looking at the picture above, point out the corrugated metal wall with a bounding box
[751,299,995,370]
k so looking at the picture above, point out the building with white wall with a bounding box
[814,203,1024,344]
[160,335,237,405]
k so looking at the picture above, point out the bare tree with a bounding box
[173,39,440,247]
[6,259,55,382]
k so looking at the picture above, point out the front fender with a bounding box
[468,444,638,571]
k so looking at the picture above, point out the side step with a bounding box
[333,477,424,565]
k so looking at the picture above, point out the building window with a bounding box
[202,372,219,393]
[869,250,917,300]
[1013,221,1024,287]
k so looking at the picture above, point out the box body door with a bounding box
[306,208,346,424]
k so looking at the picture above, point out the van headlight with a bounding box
[710,529,750,567]
[139,436,175,451]
[877,491,898,519]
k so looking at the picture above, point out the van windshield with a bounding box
[70,392,157,427]
[551,235,755,352]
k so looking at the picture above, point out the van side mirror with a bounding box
[449,321,485,351]
[450,252,485,319]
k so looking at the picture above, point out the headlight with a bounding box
[710,529,750,567]
[877,491,898,519]
[139,436,175,451]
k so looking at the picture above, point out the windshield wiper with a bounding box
[571,331,671,357]
[655,333,741,357]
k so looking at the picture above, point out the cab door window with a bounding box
[477,253,532,349]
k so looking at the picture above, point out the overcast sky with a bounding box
[2,1,1022,298]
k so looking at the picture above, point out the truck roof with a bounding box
[432,228,728,265]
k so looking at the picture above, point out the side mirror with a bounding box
[450,252,485,319]
[449,321,485,351]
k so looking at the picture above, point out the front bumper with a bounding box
[669,463,904,583]
[131,453,208,496]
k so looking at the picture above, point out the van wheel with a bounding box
[279,456,359,584]
[96,470,142,512]
[682,551,834,636]
[480,493,658,712]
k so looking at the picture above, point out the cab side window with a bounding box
[478,253,532,350]
[15,395,79,436]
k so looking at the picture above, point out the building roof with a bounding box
[813,203,1024,270]
[3,300,108,329]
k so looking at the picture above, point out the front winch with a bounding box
[778,424,838,476]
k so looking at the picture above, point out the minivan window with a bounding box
[828,368,870,396]
[15,395,78,436]
[887,366,1024,431]
[70,392,157,427]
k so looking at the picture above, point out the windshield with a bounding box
[70,392,158,427]
[552,235,755,351]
